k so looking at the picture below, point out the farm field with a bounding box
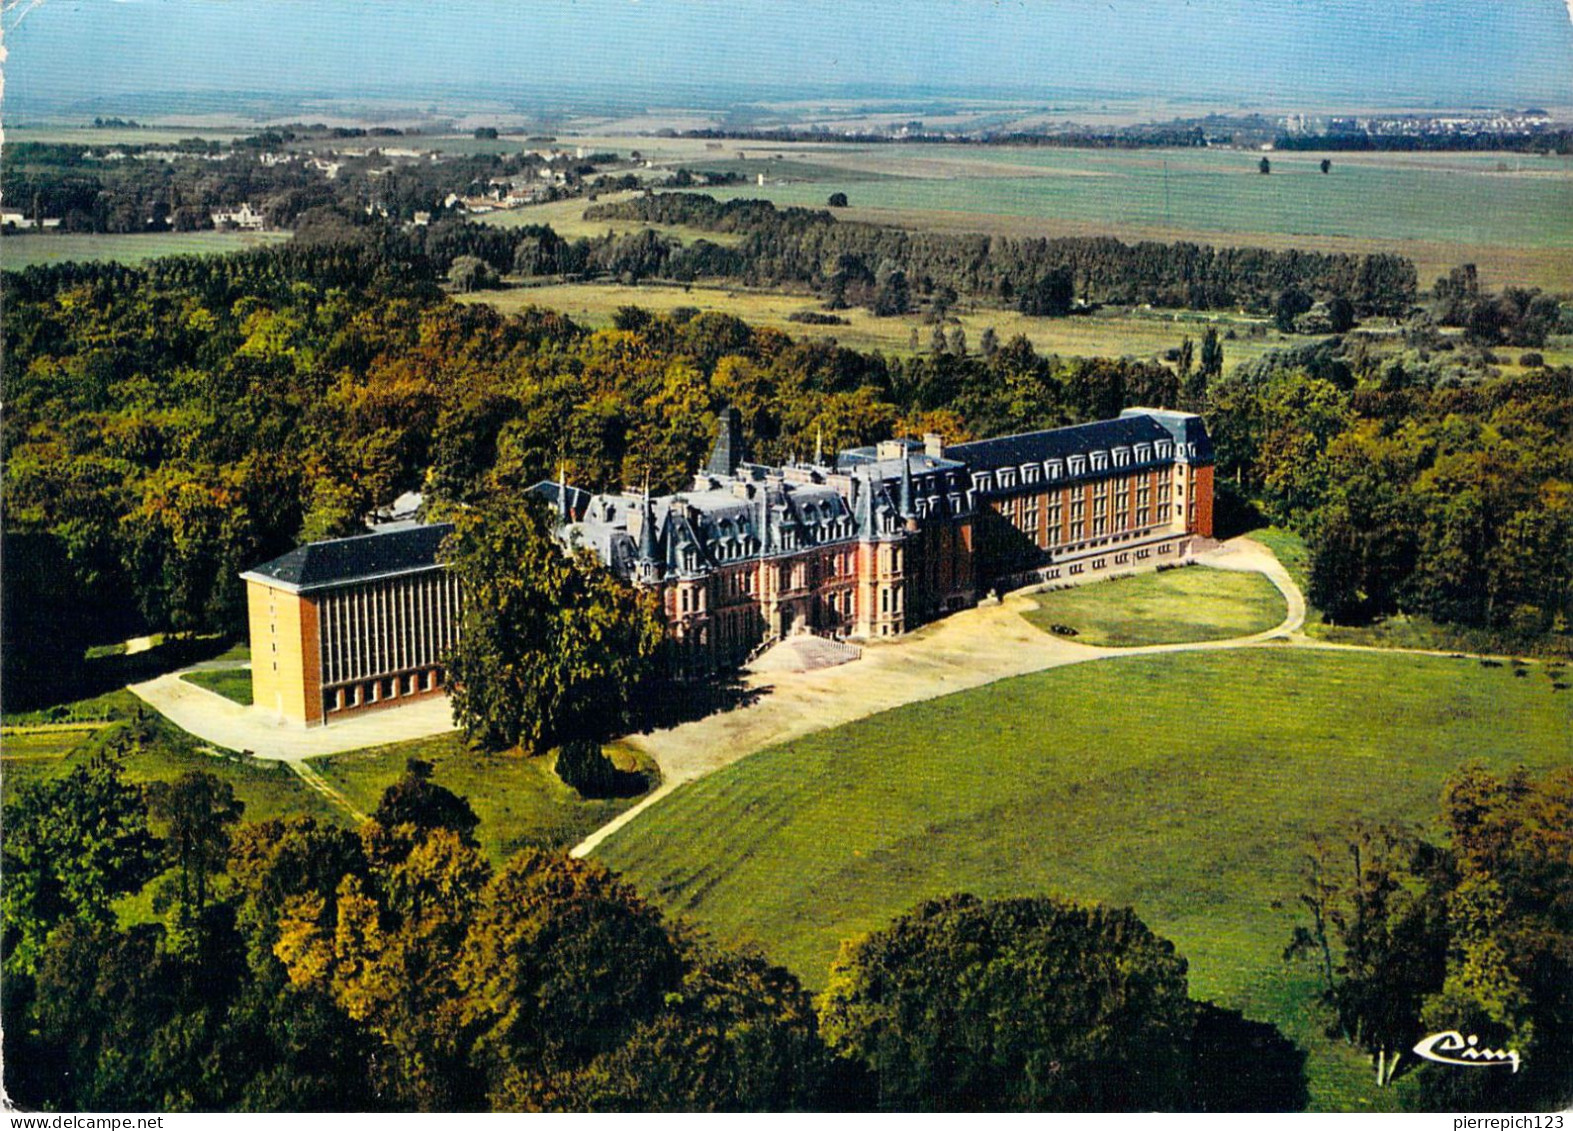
[463,281,1308,366]
[546,139,1573,292]
[476,191,744,245]
[595,647,1573,1110]
[1023,565,1287,646]
[1,230,289,270]
[313,732,657,862]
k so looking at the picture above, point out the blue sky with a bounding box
[6,0,1572,110]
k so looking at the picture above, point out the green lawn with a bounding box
[180,668,254,705]
[596,647,1573,1111]
[1023,565,1287,646]
[313,733,658,862]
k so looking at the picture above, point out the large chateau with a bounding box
[242,408,1214,724]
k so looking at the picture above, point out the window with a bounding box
[1093,517,1107,536]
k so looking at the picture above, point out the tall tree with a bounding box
[440,491,665,754]
[819,893,1196,1111]
[1,752,161,976]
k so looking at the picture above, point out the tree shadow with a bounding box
[629,672,771,733]
[5,635,243,718]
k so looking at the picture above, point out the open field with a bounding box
[463,280,1309,366]
[476,191,744,245]
[3,126,250,147]
[313,733,657,861]
[550,141,1573,293]
[1023,565,1287,646]
[180,668,253,706]
[1,231,290,270]
[597,647,1572,1110]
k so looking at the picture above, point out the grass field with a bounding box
[596,647,1573,1110]
[0,691,337,826]
[691,144,1573,288]
[180,668,254,705]
[313,733,658,861]
[1022,565,1287,646]
[463,281,1305,367]
[1,231,290,271]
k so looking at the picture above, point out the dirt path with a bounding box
[288,759,369,824]
[571,536,1304,858]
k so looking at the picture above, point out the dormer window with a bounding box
[1045,459,1063,480]
[1155,440,1173,459]
[1090,451,1109,472]
[1113,447,1130,468]
[998,468,1016,489]
[1067,455,1087,476]
[1135,443,1152,462]
[1022,463,1040,484]
[973,470,993,492]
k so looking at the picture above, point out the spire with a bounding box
[638,473,658,562]
[899,451,915,519]
[557,461,568,522]
[815,425,824,467]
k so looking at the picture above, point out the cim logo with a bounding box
[1414,1031,1521,1073]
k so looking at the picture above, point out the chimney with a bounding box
[707,407,745,478]
[924,433,945,458]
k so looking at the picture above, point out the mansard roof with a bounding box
[242,522,453,594]
[946,409,1212,491]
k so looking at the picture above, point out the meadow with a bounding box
[698,144,1573,272]
[595,647,1573,1110]
[1,230,289,271]
[463,281,1305,367]
[1022,565,1287,646]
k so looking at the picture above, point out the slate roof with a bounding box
[946,409,1212,490]
[241,523,453,593]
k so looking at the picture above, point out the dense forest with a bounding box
[2,238,1569,707]
[582,193,1419,316]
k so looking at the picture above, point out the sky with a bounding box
[4,0,1572,114]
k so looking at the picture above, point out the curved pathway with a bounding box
[571,535,1303,858]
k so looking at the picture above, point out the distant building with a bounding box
[210,202,265,230]
[242,408,1214,722]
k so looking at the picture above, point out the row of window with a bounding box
[325,667,443,713]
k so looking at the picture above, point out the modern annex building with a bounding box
[241,521,462,726]
[242,407,1213,724]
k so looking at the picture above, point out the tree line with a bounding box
[581,192,1418,316]
[1,731,1309,1112]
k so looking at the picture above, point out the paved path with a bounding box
[570,536,1303,857]
[127,673,457,762]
